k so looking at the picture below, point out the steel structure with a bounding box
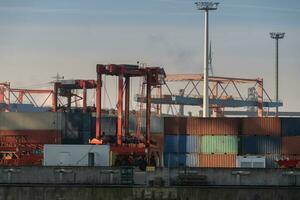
[136,73,283,117]
[0,82,53,112]
[270,32,285,117]
[195,1,219,117]
[93,64,165,151]
[52,80,97,112]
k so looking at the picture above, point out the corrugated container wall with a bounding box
[201,135,238,154]
[186,118,240,135]
[163,153,200,167]
[282,136,300,154]
[199,154,236,168]
[240,136,281,154]
[0,112,64,130]
[164,117,187,134]
[242,118,281,136]
[281,118,300,136]
[164,135,201,153]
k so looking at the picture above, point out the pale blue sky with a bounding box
[0,0,299,111]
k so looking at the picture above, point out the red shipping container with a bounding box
[0,130,62,144]
[242,118,281,136]
[282,136,300,154]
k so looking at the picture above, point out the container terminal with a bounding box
[0,1,300,200]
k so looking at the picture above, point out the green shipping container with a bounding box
[201,135,238,154]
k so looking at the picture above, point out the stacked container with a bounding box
[281,118,300,168]
[194,118,239,168]
[164,117,239,168]
[164,117,201,167]
[239,118,281,168]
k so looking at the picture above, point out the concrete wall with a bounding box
[0,186,298,200]
[0,167,299,187]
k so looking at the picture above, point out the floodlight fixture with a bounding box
[195,2,219,10]
[270,32,285,39]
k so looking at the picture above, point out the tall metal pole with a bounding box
[270,32,285,117]
[195,2,218,118]
[275,38,279,117]
[203,9,209,117]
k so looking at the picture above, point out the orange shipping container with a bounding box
[282,136,300,154]
[186,118,240,135]
[199,154,236,168]
[242,118,281,136]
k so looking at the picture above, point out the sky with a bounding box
[0,0,299,112]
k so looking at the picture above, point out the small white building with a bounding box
[43,145,110,166]
[236,155,266,168]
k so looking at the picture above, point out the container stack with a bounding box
[193,118,239,168]
[164,117,200,167]
[163,117,239,168]
[281,118,300,167]
[239,118,281,168]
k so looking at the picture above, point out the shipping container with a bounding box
[281,118,300,136]
[236,155,266,168]
[164,135,201,153]
[199,154,236,168]
[164,117,187,134]
[163,153,186,167]
[0,130,61,144]
[282,136,300,154]
[186,117,240,135]
[242,118,281,136]
[186,153,200,167]
[43,144,110,166]
[0,112,64,130]
[239,136,281,154]
[201,135,238,154]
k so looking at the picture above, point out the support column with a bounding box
[124,76,130,137]
[52,82,58,112]
[146,74,151,149]
[96,74,102,139]
[117,75,124,145]
[257,78,263,117]
[82,82,87,113]
[156,85,162,116]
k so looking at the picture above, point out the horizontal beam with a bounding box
[165,74,261,83]
[135,95,283,108]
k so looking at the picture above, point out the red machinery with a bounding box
[92,64,165,163]
[277,159,300,168]
[52,80,97,112]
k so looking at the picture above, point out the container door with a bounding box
[59,152,71,166]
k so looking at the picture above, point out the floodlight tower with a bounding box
[195,2,219,117]
[270,32,285,117]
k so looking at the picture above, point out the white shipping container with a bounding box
[236,155,266,168]
[43,145,110,166]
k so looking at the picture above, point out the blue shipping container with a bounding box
[281,118,300,136]
[163,153,186,167]
[164,135,201,153]
[240,136,281,154]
